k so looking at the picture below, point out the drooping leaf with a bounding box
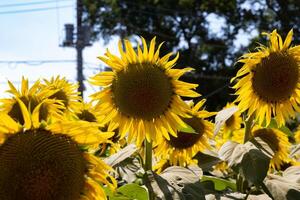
[250,137,274,158]
[289,144,300,162]
[214,106,239,136]
[240,149,270,186]
[265,166,300,200]
[193,150,222,172]
[145,166,205,200]
[104,144,143,183]
[104,144,137,167]
[205,193,271,200]
[218,141,255,167]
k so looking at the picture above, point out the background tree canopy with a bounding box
[82,0,300,111]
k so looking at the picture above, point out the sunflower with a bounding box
[238,126,290,169]
[40,76,81,113]
[70,101,123,156]
[222,103,242,133]
[0,98,116,200]
[233,29,300,126]
[89,37,199,146]
[0,77,64,124]
[155,100,214,166]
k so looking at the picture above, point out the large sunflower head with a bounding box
[89,37,200,146]
[252,127,290,169]
[155,100,214,166]
[40,76,81,113]
[233,29,300,126]
[0,99,116,200]
[0,78,64,125]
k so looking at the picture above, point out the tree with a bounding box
[82,0,300,110]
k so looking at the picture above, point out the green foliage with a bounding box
[178,123,196,134]
[267,119,294,137]
[201,175,236,191]
[106,183,149,200]
[240,149,270,186]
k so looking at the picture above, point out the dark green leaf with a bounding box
[240,149,270,186]
[201,175,236,191]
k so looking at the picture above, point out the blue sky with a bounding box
[0,0,119,99]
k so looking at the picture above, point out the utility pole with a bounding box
[62,0,91,97]
[76,0,84,97]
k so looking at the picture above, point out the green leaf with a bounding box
[201,175,236,191]
[267,119,293,137]
[279,126,293,137]
[116,184,149,200]
[240,149,270,186]
[178,123,196,134]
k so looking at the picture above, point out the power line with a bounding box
[0,0,72,8]
[0,60,75,69]
[0,5,73,15]
[0,60,75,64]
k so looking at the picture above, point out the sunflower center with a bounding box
[112,63,173,120]
[49,90,69,107]
[0,130,86,200]
[168,117,205,149]
[77,110,97,122]
[225,115,235,128]
[253,129,279,152]
[8,96,40,124]
[252,52,299,102]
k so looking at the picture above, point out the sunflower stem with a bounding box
[144,140,154,200]
[244,114,254,143]
[144,140,153,171]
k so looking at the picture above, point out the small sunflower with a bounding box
[155,100,214,166]
[0,78,64,124]
[70,101,123,156]
[89,37,199,146]
[0,98,116,200]
[40,76,81,113]
[72,101,103,123]
[252,127,290,169]
[233,29,300,126]
[222,103,242,133]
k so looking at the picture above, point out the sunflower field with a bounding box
[1,29,300,200]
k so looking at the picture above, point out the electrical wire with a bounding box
[0,5,73,15]
[0,0,72,8]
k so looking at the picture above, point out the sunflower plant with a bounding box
[2,31,300,200]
